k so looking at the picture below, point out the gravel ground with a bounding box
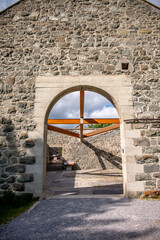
[0,197,160,240]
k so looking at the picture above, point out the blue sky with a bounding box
[0,0,19,11]
[0,0,160,12]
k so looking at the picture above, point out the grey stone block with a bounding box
[23,140,35,148]
[12,183,25,191]
[144,164,159,173]
[17,174,33,183]
[135,173,152,181]
[134,138,150,147]
[6,176,16,183]
[3,125,14,132]
[0,178,5,184]
[135,155,159,164]
[5,164,25,173]
[19,156,36,164]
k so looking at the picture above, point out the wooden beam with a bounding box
[47,118,120,125]
[80,124,83,141]
[48,119,80,124]
[80,90,84,118]
[47,125,79,138]
[83,119,120,124]
[80,90,84,141]
[83,124,120,138]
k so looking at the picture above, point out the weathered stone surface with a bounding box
[0,178,5,184]
[1,183,10,190]
[3,125,14,132]
[106,65,115,71]
[118,29,129,35]
[157,180,160,188]
[48,129,121,170]
[145,181,156,187]
[8,106,16,114]
[146,130,157,137]
[6,176,16,183]
[12,183,25,191]
[0,118,12,125]
[9,157,18,165]
[29,12,39,21]
[5,77,15,85]
[144,164,159,173]
[19,132,28,139]
[17,174,33,183]
[5,164,25,173]
[49,16,58,21]
[135,173,152,181]
[19,156,36,164]
[18,102,27,109]
[134,138,150,147]
[1,173,9,178]
[135,155,159,164]
[13,15,21,21]
[139,29,152,34]
[149,104,159,112]
[23,140,35,148]
[0,157,7,164]
[152,173,160,178]
[145,147,160,154]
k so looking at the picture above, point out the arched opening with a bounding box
[43,85,123,197]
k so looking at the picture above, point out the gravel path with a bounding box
[0,197,160,240]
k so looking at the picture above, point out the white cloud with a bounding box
[89,106,119,118]
[49,91,80,119]
[84,91,112,118]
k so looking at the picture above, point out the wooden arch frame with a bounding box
[47,90,120,141]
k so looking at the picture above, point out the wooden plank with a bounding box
[80,90,84,118]
[47,118,120,124]
[83,124,120,138]
[48,119,80,124]
[83,119,120,124]
[47,125,79,138]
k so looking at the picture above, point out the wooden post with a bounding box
[80,90,84,141]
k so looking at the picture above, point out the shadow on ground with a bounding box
[0,197,160,240]
[46,169,123,197]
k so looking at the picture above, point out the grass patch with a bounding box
[0,191,38,225]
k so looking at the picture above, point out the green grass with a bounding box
[0,200,37,224]
[0,191,38,225]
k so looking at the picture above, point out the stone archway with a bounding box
[29,75,145,198]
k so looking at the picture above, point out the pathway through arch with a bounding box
[46,90,123,198]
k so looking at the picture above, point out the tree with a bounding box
[88,124,111,128]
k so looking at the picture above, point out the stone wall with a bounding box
[0,0,159,196]
[47,129,122,170]
[133,122,160,190]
